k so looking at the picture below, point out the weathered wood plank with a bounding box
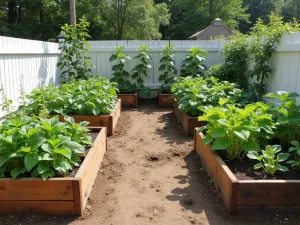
[158,93,174,107]
[238,181,300,206]
[0,179,73,201]
[0,201,75,215]
[117,93,138,108]
[173,102,206,136]
[75,128,107,210]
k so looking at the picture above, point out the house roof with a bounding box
[188,18,233,39]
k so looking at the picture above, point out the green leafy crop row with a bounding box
[171,76,245,117]
[22,76,117,116]
[0,114,91,180]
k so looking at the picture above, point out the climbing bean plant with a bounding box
[57,17,94,83]
[131,45,152,97]
[159,45,177,93]
[180,47,208,78]
[110,46,132,91]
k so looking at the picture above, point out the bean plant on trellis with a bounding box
[131,45,152,97]
[57,17,94,83]
[180,47,208,78]
[109,46,132,91]
[159,45,177,93]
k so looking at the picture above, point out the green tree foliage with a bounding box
[281,0,300,21]
[166,0,249,39]
[99,0,170,39]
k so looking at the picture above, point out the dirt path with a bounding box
[1,102,300,225]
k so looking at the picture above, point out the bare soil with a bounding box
[226,157,300,180]
[1,102,300,225]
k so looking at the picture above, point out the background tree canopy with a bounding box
[0,0,299,40]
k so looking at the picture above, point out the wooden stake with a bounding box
[69,0,76,27]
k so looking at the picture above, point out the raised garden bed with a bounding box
[59,99,121,136]
[158,93,174,108]
[194,130,300,214]
[117,92,137,108]
[0,128,107,216]
[173,101,206,136]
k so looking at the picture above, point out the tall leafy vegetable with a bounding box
[287,141,300,170]
[159,45,177,93]
[247,145,289,175]
[180,47,208,78]
[57,17,94,83]
[199,101,275,159]
[23,77,117,116]
[109,46,132,91]
[0,114,92,180]
[264,91,300,147]
[171,76,244,116]
[131,45,152,97]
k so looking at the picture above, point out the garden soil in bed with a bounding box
[226,157,300,180]
[1,101,300,225]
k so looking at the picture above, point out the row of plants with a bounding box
[171,76,246,117]
[0,76,118,180]
[199,91,300,175]
[109,45,208,97]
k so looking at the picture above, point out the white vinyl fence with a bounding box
[1,32,300,117]
[0,36,61,118]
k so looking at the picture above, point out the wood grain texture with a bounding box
[0,179,73,201]
[75,128,107,211]
[238,180,300,206]
[117,93,138,108]
[0,201,75,215]
[158,93,174,107]
[173,102,206,136]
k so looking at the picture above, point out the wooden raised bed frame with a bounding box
[194,130,300,214]
[158,93,174,108]
[117,92,137,108]
[0,128,107,216]
[59,99,121,136]
[173,101,206,136]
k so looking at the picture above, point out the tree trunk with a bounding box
[8,1,18,24]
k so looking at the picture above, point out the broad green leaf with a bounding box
[25,154,39,172]
[247,151,259,160]
[234,130,250,141]
[64,140,85,154]
[202,134,213,145]
[211,138,230,150]
[41,170,55,180]
[211,128,226,138]
[278,165,289,172]
[243,139,260,152]
[29,135,46,150]
[253,163,263,170]
[277,153,289,162]
[37,162,50,174]
[11,167,26,179]
[0,155,9,167]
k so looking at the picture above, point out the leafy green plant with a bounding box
[0,86,14,115]
[131,45,151,97]
[199,101,275,159]
[57,17,94,83]
[171,76,244,116]
[22,76,117,116]
[287,141,300,170]
[247,145,289,175]
[207,34,249,90]
[0,114,92,180]
[109,46,132,91]
[248,15,300,101]
[180,47,208,78]
[264,91,300,147]
[159,45,177,93]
